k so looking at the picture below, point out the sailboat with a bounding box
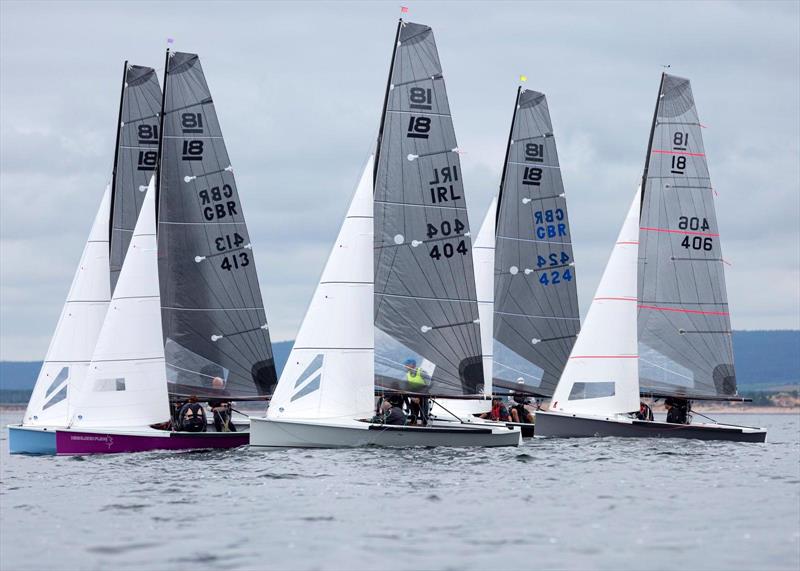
[250,20,521,448]
[432,87,582,435]
[9,63,162,454]
[10,52,277,454]
[535,73,767,442]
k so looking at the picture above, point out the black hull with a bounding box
[535,412,766,443]
[505,421,535,438]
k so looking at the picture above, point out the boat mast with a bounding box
[154,49,170,223]
[495,85,522,229]
[639,72,665,214]
[108,60,128,247]
[373,18,403,186]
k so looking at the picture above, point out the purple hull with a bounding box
[55,429,248,455]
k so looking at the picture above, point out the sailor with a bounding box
[480,397,511,422]
[208,377,236,433]
[384,395,407,425]
[637,401,654,421]
[664,397,690,424]
[178,396,208,432]
[404,359,426,391]
[510,394,534,424]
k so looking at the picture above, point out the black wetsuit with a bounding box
[178,402,207,432]
[208,400,236,432]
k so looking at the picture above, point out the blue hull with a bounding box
[8,425,58,455]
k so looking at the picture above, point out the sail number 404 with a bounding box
[429,241,467,260]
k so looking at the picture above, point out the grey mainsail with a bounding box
[373,20,483,396]
[109,63,162,293]
[493,88,580,397]
[156,51,276,399]
[638,73,737,399]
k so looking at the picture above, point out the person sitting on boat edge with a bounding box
[664,397,690,424]
[208,376,236,432]
[636,401,654,421]
[372,395,406,425]
[178,396,207,432]
[510,393,534,424]
[480,397,511,422]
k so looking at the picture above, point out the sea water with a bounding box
[1,410,798,571]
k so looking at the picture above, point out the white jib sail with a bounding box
[473,197,497,394]
[268,157,375,421]
[550,187,641,416]
[69,179,170,428]
[24,186,112,427]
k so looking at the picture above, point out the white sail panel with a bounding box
[24,187,112,427]
[69,181,170,428]
[550,188,641,416]
[473,198,496,394]
[268,158,375,420]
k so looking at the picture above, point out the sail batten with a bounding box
[491,89,580,397]
[373,20,484,397]
[637,73,737,399]
[156,51,276,400]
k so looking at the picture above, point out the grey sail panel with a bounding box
[157,52,276,399]
[493,90,580,397]
[638,73,736,399]
[110,64,161,294]
[373,21,483,396]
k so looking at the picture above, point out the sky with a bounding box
[1,0,798,360]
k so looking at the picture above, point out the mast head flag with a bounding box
[519,75,527,82]
[400,6,408,13]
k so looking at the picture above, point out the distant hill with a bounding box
[1,332,797,403]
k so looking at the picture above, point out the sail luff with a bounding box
[639,72,666,214]
[373,19,404,185]
[495,86,522,229]
[155,49,170,222]
[108,60,128,257]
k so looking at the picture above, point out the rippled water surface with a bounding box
[1,410,799,571]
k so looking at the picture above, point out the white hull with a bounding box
[250,416,521,448]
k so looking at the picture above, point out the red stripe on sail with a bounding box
[652,149,706,157]
[640,227,719,237]
[616,241,639,245]
[638,304,729,316]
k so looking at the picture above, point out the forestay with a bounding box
[157,51,277,400]
[637,73,737,399]
[69,182,170,428]
[24,188,112,427]
[110,64,162,294]
[373,21,484,397]
[268,159,376,421]
[493,89,580,397]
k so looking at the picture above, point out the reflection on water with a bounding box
[1,410,798,571]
